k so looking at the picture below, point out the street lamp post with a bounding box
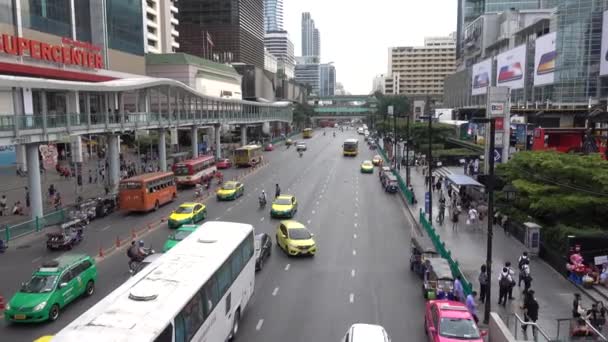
[472,117,496,325]
[420,114,433,222]
[405,113,411,186]
[393,110,398,169]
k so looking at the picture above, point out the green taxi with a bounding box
[271,195,298,218]
[168,202,207,229]
[360,160,374,173]
[5,254,97,323]
[216,181,244,201]
[163,224,199,252]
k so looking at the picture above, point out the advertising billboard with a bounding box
[471,58,492,95]
[601,10,608,76]
[496,44,526,89]
[534,32,556,86]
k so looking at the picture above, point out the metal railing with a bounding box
[556,317,608,341]
[3,209,65,242]
[507,313,555,341]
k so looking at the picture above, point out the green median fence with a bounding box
[3,208,65,242]
[419,208,473,296]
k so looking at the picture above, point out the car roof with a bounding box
[281,220,306,229]
[178,202,198,207]
[276,195,294,200]
[176,225,199,232]
[38,254,90,274]
[350,323,388,342]
[431,300,472,319]
[363,160,372,163]
[224,181,238,185]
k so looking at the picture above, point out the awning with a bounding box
[446,174,484,187]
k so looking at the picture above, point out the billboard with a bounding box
[534,32,556,86]
[601,10,608,76]
[496,44,526,89]
[471,58,492,95]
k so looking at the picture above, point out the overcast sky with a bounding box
[283,0,457,95]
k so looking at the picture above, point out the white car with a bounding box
[357,128,364,135]
[296,142,307,151]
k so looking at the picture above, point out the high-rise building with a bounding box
[295,57,320,95]
[178,0,265,68]
[319,63,336,96]
[145,0,180,54]
[386,35,456,98]
[265,31,295,79]
[264,0,284,32]
[301,12,320,59]
[372,74,386,94]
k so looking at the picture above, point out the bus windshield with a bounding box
[173,166,190,176]
[344,142,358,151]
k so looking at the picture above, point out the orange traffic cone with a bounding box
[131,229,136,239]
[115,236,121,248]
[98,245,104,258]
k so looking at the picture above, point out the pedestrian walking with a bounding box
[479,264,488,304]
[498,267,513,306]
[505,262,516,300]
[466,291,479,324]
[587,302,606,331]
[25,187,30,208]
[88,169,93,184]
[521,290,539,334]
[454,275,465,302]
[518,252,531,286]
[521,265,532,295]
[451,207,459,231]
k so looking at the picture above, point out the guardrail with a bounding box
[377,143,472,296]
[3,209,66,242]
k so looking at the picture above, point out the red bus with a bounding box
[532,127,607,158]
[172,155,217,187]
[119,172,177,212]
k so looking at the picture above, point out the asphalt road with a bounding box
[0,130,426,342]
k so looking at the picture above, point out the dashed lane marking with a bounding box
[272,287,279,296]
[227,207,233,212]
[214,217,221,220]
[354,223,358,227]
[351,269,356,277]
[353,234,357,239]
[353,250,357,256]
[307,219,311,224]
[32,256,42,263]
[354,213,358,217]
[100,225,111,231]
[312,210,315,214]
[349,293,354,303]
[285,264,290,271]
[260,217,265,222]
[256,319,264,331]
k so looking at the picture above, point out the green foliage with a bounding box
[292,102,313,128]
[376,120,456,146]
[497,151,608,236]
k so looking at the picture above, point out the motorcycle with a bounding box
[323,132,326,136]
[299,151,303,158]
[128,247,155,274]
[333,132,336,137]
[259,195,267,208]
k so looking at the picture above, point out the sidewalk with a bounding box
[399,161,590,337]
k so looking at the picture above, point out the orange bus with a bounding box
[119,172,177,212]
[172,155,217,187]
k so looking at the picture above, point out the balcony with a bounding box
[170,5,178,13]
[171,29,179,38]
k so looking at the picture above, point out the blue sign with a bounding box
[493,148,502,163]
[515,124,527,147]
[425,192,430,213]
[0,145,16,167]
[198,142,208,154]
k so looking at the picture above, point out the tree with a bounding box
[292,102,314,130]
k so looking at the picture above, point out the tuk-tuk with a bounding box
[422,258,455,300]
[384,174,399,193]
[379,166,392,182]
[46,220,84,250]
[410,232,439,276]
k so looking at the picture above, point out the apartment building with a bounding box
[145,0,180,54]
[385,35,456,100]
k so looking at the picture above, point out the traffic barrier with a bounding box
[0,295,5,310]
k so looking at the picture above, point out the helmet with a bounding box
[139,240,145,247]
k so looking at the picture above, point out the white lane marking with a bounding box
[353,234,357,239]
[354,223,358,227]
[256,319,264,331]
[32,256,42,263]
[227,207,233,212]
[260,217,265,222]
[272,287,279,296]
[351,269,356,277]
[355,197,358,202]
[354,213,358,217]
[254,187,258,192]
[312,210,316,214]
[285,264,290,271]
[349,293,355,303]
[319,195,323,199]
[214,217,221,220]
[316,201,319,206]
[100,225,111,231]
[353,250,357,256]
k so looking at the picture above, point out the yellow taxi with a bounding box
[271,195,298,218]
[216,181,244,201]
[168,202,207,229]
[360,160,374,173]
[276,220,317,256]
[34,337,54,342]
[286,138,293,146]
[372,155,383,166]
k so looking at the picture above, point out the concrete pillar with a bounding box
[170,127,178,153]
[214,125,221,159]
[16,145,26,171]
[26,143,43,219]
[159,130,167,172]
[108,135,120,193]
[66,91,80,125]
[191,126,198,158]
[241,125,247,146]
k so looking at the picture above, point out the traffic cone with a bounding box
[98,245,104,258]
[115,236,121,248]
[131,229,136,239]
[0,295,5,310]
[148,223,152,231]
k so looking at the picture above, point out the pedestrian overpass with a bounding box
[0,75,292,222]
[309,94,377,123]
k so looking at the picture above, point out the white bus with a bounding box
[52,221,255,342]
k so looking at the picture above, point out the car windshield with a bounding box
[21,275,58,293]
[175,206,193,214]
[439,317,481,339]
[222,183,236,190]
[274,198,292,205]
[173,230,193,241]
[289,228,311,240]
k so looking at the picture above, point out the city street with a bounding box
[0,130,426,342]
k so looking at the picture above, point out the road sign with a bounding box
[494,131,504,147]
[493,148,502,163]
[495,117,504,130]
[490,102,505,116]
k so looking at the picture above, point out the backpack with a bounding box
[499,273,511,288]
[127,246,134,259]
[518,257,530,270]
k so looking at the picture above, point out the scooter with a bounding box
[128,248,155,274]
[299,151,303,158]
[259,195,267,208]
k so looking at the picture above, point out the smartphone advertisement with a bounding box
[471,58,492,95]
[534,32,556,86]
[496,44,526,89]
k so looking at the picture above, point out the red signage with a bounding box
[495,117,504,130]
[0,34,104,69]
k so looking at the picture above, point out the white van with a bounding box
[342,323,391,342]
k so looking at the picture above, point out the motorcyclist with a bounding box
[275,184,281,198]
[128,240,147,264]
[333,132,336,137]
[259,190,267,206]
[299,150,303,157]
[323,131,326,136]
